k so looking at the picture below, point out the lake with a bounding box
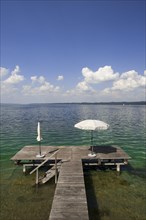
[0,103,145,220]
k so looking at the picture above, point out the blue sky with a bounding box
[1,0,145,103]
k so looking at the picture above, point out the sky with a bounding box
[1,0,146,103]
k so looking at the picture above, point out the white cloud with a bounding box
[31,76,37,81]
[22,85,32,95]
[73,65,119,93]
[38,76,45,84]
[22,84,60,95]
[0,67,9,78]
[76,81,95,93]
[31,75,45,84]
[66,66,146,102]
[23,79,60,96]
[1,82,18,94]
[25,74,61,96]
[39,82,59,92]
[120,70,138,79]
[65,81,96,98]
[57,75,64,81]
[105,70,146,92]
[1,65,24,97]
[1,64,145,103]
[3,65,24,84]
[11,65,20,75]
[76,81,90,91]
[82,66,119,84]
[102,87,146,102]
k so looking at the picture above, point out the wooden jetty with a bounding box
[11,145,131,220]
[49,160,89,220]
[11,145,130,173]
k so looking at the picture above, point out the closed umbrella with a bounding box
[74,119,109,157]
[36,121,44,158]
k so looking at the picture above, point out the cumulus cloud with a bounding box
[22,84,60,95]
[82,66,119,84]
[76,81,95,92]
[0,67,9,78]
[1,66,60,101]
[3,65,24,84]
[39,82,59,92]
[65,81,96,97]
[104,70,146,93]
[23,76,60,96]
[1,65,25,97]
[73,65,119,93]
[76,81,90,91]
[31,76,37,81]
[31,75,46,84]
[1,82,18,94]
[66,66,146,102]
[57,75,64,81]
[1,64,145,103]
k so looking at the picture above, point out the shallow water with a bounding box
[0,103,145,220]
[85,169,146,220]
[0,168,55,220]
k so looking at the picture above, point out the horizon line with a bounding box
[1,101,146,105]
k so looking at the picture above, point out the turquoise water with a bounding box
[0,103,146,220]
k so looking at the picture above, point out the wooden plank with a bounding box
[50,201,88,210]
[49,212,89,220]
[55,186,86,195]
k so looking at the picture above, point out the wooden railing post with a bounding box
[29,149,60,185]
[36,169,39,184]
[30,149,59,175]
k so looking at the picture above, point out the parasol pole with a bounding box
[36,121,44,158]
[91,130,94,154]
[39,140,41,156]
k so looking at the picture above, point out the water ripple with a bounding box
[0,104,145,169]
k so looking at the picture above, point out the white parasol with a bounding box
[74,119,109,157]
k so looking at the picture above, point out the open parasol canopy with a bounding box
[74,119,109,157]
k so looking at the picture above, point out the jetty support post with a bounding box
[23,164,26,173]
[116,163,121,172]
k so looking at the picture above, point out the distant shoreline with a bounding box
[1,101,146,105]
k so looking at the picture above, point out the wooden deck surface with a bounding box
[11,145,131,162]
[49,160,89,220]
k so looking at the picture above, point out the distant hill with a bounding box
[79,101,146,105]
